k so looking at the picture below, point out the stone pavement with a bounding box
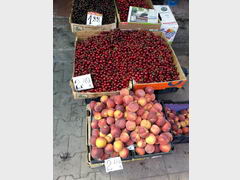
[53,3,189,179]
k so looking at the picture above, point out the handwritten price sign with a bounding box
[104,157,123,173]
[72,74,94,91]
[86,12,103,26]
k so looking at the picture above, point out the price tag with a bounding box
[72,74,94,91]
[127,145,135,151]
[86,12,103,26]
[104,157,123,173]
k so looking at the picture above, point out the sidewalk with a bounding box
[53,2,189,179]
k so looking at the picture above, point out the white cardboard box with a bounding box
[154,5,179,44]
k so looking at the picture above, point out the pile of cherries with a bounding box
[116,0,150,22]
[74,30,179,92]
[71,0,115,25]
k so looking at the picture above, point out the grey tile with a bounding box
[168,171,189,180]
[68,135,87,155]
[54,135,69,155]
[163,144,189,174]
[54,105,71,122]
[80,152,100,178]
[56,119,82,138]
[53,49,74,63]
[96,171,111,180]
[110,156,168,180]
[54,17,71,27]
[53,26,75,50]
[142,175,169,180]
[53,153,81,180]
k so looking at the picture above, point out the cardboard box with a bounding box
[70,30,187,99]
[115,0,161,30]
[70,31,132,99]
[133,31,187,91]
[153,5,179,44]
[69,0,117,34]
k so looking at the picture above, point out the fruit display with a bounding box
[88,87,174,161]
[164,104,189,137]
[74,30,179,93]
[71,0,115,25]
[116,0,150,22]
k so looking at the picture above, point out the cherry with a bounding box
[74,30,179,93]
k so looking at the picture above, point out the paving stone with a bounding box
[54,135,69,155]
[54,116,59,139]
[68,135,87,155]
[54,17,71,27]
[163,144,189,174]
[110,156,168,180]
[141,175,169,180]
[54,80,72,95]
[171,0,189,20]
[53,26,75,50]
[54,62,65,72]
[54,70,64,82]
[177,55,189,69]
[80,152,100,178]
[63,62,73,82]
[81,116,87,137]
[54,105,71,122]
[172,43,189,56]
[53,92,72,108]
[72,98,86,106]
[70,103,86,121]
[168,171,189,180]
[174,21,189,44]
[54,49,74,63]
[53,153,81,180]
[65,173,95,180]
[56,119,82,138]
[56,176,66,180]
[96,171,111,180]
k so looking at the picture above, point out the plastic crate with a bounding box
[85,95,175,167]
[162,100,189,144]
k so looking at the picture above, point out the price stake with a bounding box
[104,157,123,173]
[72,74,94,91]
[86,12,103,26]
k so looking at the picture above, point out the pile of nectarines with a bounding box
[165,106,189,136]
[89,87,173,161]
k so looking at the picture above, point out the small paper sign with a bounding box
[127,145,135,151]
[72,74,94,91]
[86,12,103,26]
[104,157,123,173]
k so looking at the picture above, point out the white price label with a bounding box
[127,145,135,151]
[72,74,94,91]
[104,157,123,173]
[86,12,103,26]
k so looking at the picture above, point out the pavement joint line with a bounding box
[56,133,83,139]
[54,118,60,141]
[56,176,66,180]
[53,60,74,63]
[54,48,74,51]
[162,153,169,176]
[61,119,83,123]
[67,135,70,154]
[129,173,169,180]
[54,16,69,19]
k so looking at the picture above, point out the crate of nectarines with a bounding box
[163,101,189,144]
[86,87,175,168]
